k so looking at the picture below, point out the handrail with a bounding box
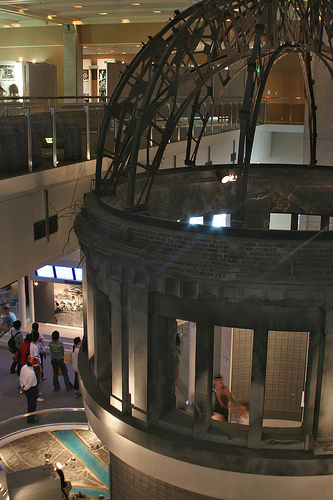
[0,408,87,445]
[0,95,305,179]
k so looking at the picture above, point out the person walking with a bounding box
[19,356,39,423]
[72,336,81,397]
[30,330,44,402]
[49,330,73,391]
[9,320,23,373]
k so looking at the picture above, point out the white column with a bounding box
[17,277,27,329]
[28,277,35,324]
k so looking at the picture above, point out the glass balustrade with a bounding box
[0,95,305,179]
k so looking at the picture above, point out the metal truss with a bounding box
[95,0,333,220]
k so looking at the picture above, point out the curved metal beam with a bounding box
[94,0,333,220]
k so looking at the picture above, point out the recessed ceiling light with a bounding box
[83,45,87,48]
[121,18,131,23]
[122,52,126,54]
[11,23,21,27]
[47,14,56,19]
[3,24,10,28]
[131,2,141,5]
[18,8,28,13]
[99,12,108,15]
[110,50,114,52]
[74,5,83,7]
[73,20,82,24]
[153,10,161,13]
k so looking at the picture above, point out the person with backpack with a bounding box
[0,306,17,336]
[18,333,32,376]
[8,320,23,374]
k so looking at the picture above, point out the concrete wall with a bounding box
[0,160,95,289]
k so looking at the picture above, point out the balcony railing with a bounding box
[0,407,87,445]
[0,95,305,178]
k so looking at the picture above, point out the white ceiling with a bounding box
[0,0,198,27]
[0,0,200,56]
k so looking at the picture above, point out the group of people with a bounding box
[1,305,82,423]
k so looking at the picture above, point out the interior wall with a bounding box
[0,160,95,289]
[0,26,64,95]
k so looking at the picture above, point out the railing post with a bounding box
[84,105,91,160]
[50,106,58,167]
[24,108,33,173]
[289,99,293,125]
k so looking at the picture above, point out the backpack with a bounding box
[8,331,20,354]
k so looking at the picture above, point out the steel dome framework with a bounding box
[95,0,333,222]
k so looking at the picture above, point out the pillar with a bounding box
[247,327,268,449]
[312,310,333,454]
[28,277,35,324]
[82,258,95,360]
[110,279,130,414]
[130,286,151,425]
[302,331,320,450]
[94,287,111,384]
[63,24,83,97]
[17,277,27,329]
[194,323,214,438]
[150,295,175,424]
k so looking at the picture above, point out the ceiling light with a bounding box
[131,2,141,5]
[19,56,23,61]
[47,15,56,19]
[110,50,114,52]
[99,12,108,15]
[73,20,82,24]
[121,18,131,23]
[18,8,28,13]
[11,23,21,27]
[32,59,37,63]
[3,24,10,28]
[122,52,126,54]
[74,5,83,7]
[153,10,161,13]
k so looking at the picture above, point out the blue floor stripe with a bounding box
[71,486,108,496]
[54,430,108,488]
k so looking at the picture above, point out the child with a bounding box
[72,336,81,396]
